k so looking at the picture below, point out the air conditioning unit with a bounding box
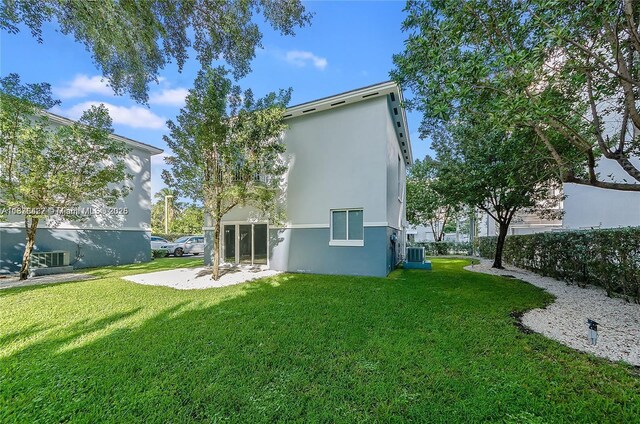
[406,247,425,263]
[30,251,70,268]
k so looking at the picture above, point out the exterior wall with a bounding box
[0,146,155,273]
[278,97,389,226]
[206,93,409,276]
[562,157,640,229]
[0,228,149,272]
[204,226,394,277]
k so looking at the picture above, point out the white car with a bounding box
[169,235,205,257]
[150,236,171,250]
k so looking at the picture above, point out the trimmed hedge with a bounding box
[478,228,640,302]
[412,241,472,256]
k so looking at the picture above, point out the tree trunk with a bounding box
[492,221,509,269]
[19,216,39,280]
[212,218,221,281]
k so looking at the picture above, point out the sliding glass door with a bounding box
[253,224,268,265]
[223,225,236,263]
[222,223,268,265]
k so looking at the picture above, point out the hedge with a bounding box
[478,227,640,302]
[411,241,472,256]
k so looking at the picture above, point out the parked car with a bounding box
[150,236,171,250]
[169,235,205,257]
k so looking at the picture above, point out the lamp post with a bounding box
[164,195,174,234]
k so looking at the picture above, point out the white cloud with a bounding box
[54,74,113,99]
[53,101,166,130]
[149,88,189,106]
[284,50,328,70]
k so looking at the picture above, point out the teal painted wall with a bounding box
[0,228,151,274]
[205,226,394,277]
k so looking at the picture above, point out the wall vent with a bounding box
[390,92,396,102]
[302,108,316,113]
[31,251,70,268]
[331,100,346,107]
[362,92,379,98]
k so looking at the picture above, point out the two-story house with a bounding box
[204,81,413,277]
[0,112,163,274]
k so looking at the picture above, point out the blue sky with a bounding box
[0,1,431,196]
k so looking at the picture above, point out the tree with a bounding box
[151,188,180,233]
[393,0,640,192]
[406,156,460,241]
[171,204,205,234]
[162,67,289,280]
[1,0,311,103]
[0,74,130,279]
[434,120,562,268]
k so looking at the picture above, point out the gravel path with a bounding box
[123,265,280,290]
[464,259,640,366]
[0,273,94,290]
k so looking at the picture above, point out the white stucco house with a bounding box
[0,112,163,274]
[479,158,640,237]
[204,81,413,277]
[562,157,640,229]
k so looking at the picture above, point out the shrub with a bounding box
[478,227,640,302]
[412,241,472,256]
[151,249,168,259]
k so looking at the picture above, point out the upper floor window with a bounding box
[330,209,364,246]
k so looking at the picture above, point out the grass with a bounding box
[1,258,638,422]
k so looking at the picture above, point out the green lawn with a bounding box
[1,258,638,422]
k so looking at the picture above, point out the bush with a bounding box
[412,241,472,256]
[478,227,640,302]
[151,249,168,259]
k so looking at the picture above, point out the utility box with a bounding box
[404,247,432,270]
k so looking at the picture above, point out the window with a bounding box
[330,209,364,246]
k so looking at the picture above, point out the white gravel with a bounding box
[123,265,280,290]
[465,259,640,366]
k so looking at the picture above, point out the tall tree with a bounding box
[434,120,562,268]
[152,188,181,233]
[0,74,130,279]
[406,156,460,242]
[393,0,640,192]
[162,67,289,280]
[171,205,205,234]
[1,0,311,103]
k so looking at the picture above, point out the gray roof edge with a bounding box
[42,111,164,155]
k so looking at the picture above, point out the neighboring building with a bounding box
[204,81,412,277]
[407,223,470,243]
[562,157,640,230]
[0,112,163,274]
[479,158,640,236]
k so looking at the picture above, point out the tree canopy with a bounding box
[162,66,290,279]
[406,156,460,242]
[393,0,640,191]
[1,0,311,103]
[0,73,131,279]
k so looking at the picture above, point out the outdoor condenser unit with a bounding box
[406,247,425,263]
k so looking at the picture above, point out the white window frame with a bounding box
[329,208,364,247]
